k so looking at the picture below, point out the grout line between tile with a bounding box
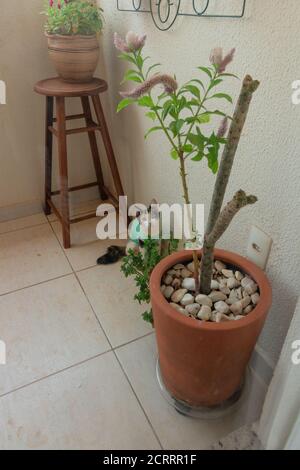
[0,349,112,399]
[0,272,73,298]
[47,220,163,450]
[0,221,49,237]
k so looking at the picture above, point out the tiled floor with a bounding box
[0,211,266,450]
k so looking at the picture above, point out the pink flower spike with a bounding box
[217,117,228,138]
[125,31,147,51]
[219,48,236,73]
[49,0,54,6]
[114,32,131,53]
[209,47,223,68]
[120,74,178,99]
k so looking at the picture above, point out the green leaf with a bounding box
[191,152,204,162]
[121,69,143,84]
[209,93,233,103]
[146,111,157,121]
[170,148,179,160]
[198,66,213,79]
[183,84,201,99]
[169,119,184,137]
[208,78,223,90]
[188,79,205,91]
[144,126,162,139]
[118,53,136,66]
[138,96,154,108]
[117,98,135,113]
[220,72,239,79]
[182,144,193,153]
[146,63,161,77]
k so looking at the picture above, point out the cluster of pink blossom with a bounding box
[49,0,69,8]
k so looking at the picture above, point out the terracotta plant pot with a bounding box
[46,34,100,83]
[150,249,272,407]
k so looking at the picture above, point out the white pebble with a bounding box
[215,260,226,272]
[163,286,174,299]
[234,315,245,321]
[164,274,173,285]
[214,301,230,314]
[181,268,193,278]
[181,278,196,291]
[241,277,258,295]
[220,286,230,295]
[160,284,166,293]
[243,305,253,314]
[230,301,243,315]
[215,312,231,322]
[173,264,185,270]
[227,277,240,289]
[172,278,181,289]
[195,294,213,307]
[187,262,195,272]
[170,303,187,315]
[185,303,200,316]
[197,305,211,321]
[241,296,251,308]
[209,291,227,302]
[171,288,187,303]
[180,293,195,306]
[251,293,260,305]
[235,271,244,281]
[211,280,220,290]
[222,269,234,278]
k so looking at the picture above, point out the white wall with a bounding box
[1,0,299,365]
[100,0,300,366]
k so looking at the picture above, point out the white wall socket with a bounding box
[246,225,273,270]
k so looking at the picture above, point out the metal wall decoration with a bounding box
[116,1,247,31]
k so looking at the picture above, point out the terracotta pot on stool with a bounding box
[150,249,272,408]
[46,34,100,83]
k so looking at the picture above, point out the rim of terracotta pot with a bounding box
[150,248,272,331]
[45,33,98,39]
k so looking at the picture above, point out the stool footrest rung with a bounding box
[51,182,98,196]
[53,113,85,122]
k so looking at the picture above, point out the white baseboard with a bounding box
[0,200,43,223]
[0,187,100,223]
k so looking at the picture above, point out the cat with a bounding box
[97,200,159,265]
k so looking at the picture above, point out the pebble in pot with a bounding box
[180,293,195,306]
[195,294,213,307]
[197,305,211,321]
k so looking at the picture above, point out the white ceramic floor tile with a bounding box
[0,213,47,235]
[77,263,152,347]
[51,217,126,271]
[116,335,265,450]
[0,353,160,450]
[0,275,110,395]
[0,224,72,295]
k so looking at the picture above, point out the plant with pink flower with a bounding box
[43,0,104,35]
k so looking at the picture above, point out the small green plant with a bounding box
[44,0,104,36]
[121,238,179,325]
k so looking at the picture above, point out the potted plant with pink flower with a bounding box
[114,32,272,410]
[43,0,104,83]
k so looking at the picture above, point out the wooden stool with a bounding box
[34,77,124,249]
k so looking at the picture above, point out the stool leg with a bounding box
[44,96,54,215]
[81,96,107,200]
[92,95,124,198]
[56,96,70,249]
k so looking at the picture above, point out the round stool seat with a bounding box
[34,77,108,97]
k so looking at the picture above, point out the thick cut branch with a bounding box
[206,190,257,246]
[200,190,257,294]
[199,75,260,295]
[206,75,260,234]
